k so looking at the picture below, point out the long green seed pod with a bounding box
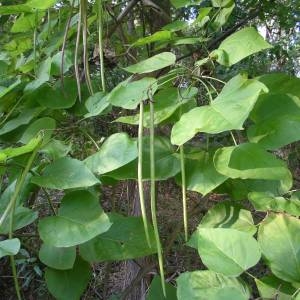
[97,0,106,92]
[180,145,188,242]
[149,92,166,297]
[138,101,151,246]
[81,0,94,95]
[74,3,82,101]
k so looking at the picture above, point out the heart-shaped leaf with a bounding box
[146,276,177,300]
[38,190,111,247]
[197,228,261,276]
[249,192,300,216]
[258,213,300,283]
[177,270,250,300]
[39,244,76,270]
[171,74,267,145]
[255,275,297,300]
[84,133,138,175]
[108,77,157,109]
[214,143,292,181]
[45,256,91,300]
[105,136,180,181]
[124,52,176,74]
[0,238,20,258]
[211,27,272,66]
[178,150,227,196]
[115,87,197,127]
[31,157,100,189]
[80,213,156,262]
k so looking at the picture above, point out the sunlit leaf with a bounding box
[38,190,111,247]
[0,238,20,258]
[39,244,76,270]
[258,213,300,283]
[31,157,100,189]
[124,52,176,74]
[85,133,137,175]
[177,270,250,300]
[171,74,267,145]
[211,27,272,66]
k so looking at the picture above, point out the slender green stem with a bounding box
[149,92,166,297]
[47,9,51,39]
[74,3,82,101]
[5,138,41,300]
[193,76,213,103]
[230,131,238,146]
[180,145,188,242]
[0,137,42,228]
[97,0,106,92]
[61,0,75,87]
[33,10,38,77]
[81,0,94,95]
[138,101,151,247]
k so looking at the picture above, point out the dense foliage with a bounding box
[0,0,300,299]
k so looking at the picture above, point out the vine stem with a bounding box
[97,0,106,92]
[137,101,151,247]
[180,145,188,242]
[74,3,82,101]
[5,137,42,300]
[149,92,166,297]
[81,0,94,95]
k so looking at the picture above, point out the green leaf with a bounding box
[50,50,73,75]
[255,275,297,300]
[193,7,212,27]
[0,206,38,234]
[0,134,42,162]
[180,150,227,196]
[38,190,111,247]
[26,0,58,9]
[11,12,44,33]
[212,3,235,30]
[115,87,197,127]
[24,57,52,92]
[31,157,100,189]
[84,92,110,118]
[80,213,156,262]
[146,276,177,300]
[0,5,33,15]
[85,133,137,175]
[247,94,300,149]
[258,73,300,98]
[258,213,300,283]
[45,257,91,300]
[197,228,261,276]
[39,244,76,270]
[31,78,77,109]
[108,77,157,110]
[162,20,188,32]
[124,52,176,74]
[249,192,300,216]
[0,107,44,136]
[188,202,256,249]
[0,77,21,98]
[19,117,56,145]
[211,27,272,66]
[41,139,72,160]
[105,136,180,181]
[177,270,250,300]
[133,31,172,46]
[170,0,204,8]
[214,143,292,181]
[0,238,20,258]
[212,0,233,7]
[171,74,267,145]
